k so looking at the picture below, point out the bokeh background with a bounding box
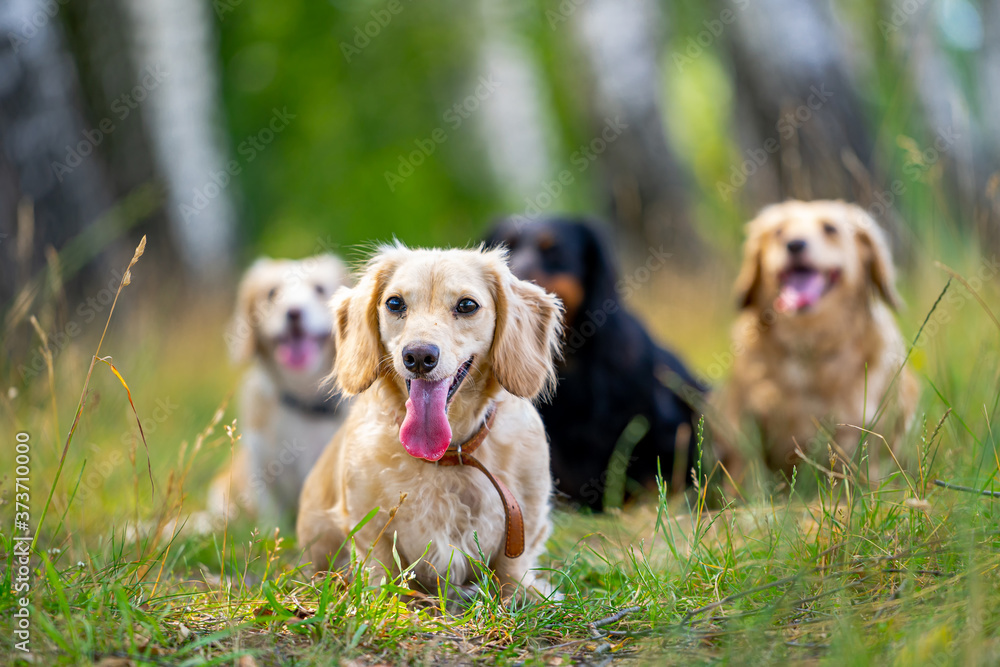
[2,0,999,523]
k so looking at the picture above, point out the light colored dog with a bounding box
[714,200,918,486]
[208,254,350,527]
[297,244,562,602]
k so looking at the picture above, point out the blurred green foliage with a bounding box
[219,0,497,260]
[218,0,986,268]
[218,0,689,261]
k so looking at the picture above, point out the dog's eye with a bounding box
[267,287,278,301]
[823,222,838,235]
[456,298,480,314]
[314,284,325,296]
[385,296,406,313]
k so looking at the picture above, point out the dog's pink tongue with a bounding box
[776,272,826,313]
[275,338,320,371]
[400,378,452,461]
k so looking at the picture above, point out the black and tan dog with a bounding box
[485,216,704,510]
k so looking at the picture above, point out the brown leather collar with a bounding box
[434,404,525,558]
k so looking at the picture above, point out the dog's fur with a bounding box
[207,255,350,527]
[297,244,562,600]
[485,217,704,510]
[714,200,918,484]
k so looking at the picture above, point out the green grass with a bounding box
[4,235,1000,666]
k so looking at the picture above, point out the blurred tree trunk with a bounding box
[0,0,114,309]
[723,0,912,249]
[474,2,555,211]
[902,6,977,230]
[886,0,1000,250]
[977,0,1000,245]
[575,0,705,265]
[62,0,162,217]
[119,0,236,281]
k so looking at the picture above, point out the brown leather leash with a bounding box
[434,404,525,558]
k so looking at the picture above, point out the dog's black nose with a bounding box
[402,343,439,375]
[786,239,807,254]
[287,308,302,322]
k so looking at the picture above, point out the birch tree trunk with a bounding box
[575,0,704,264]
[0,0,114,306]
[120,0,236,280]
[724,0,876,207]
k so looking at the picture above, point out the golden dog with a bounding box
[207,255,350,527]
[297,244,562,601]
[714,200,918,486]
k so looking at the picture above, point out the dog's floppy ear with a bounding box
[226,257,274,363]
[331,252,396,395]
[579,220,620,305]
[733,223,764,310]
[853,210,902,310]
[488,250,564,400]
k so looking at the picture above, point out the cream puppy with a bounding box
[208,254,350,527]
[297,244,562,602]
